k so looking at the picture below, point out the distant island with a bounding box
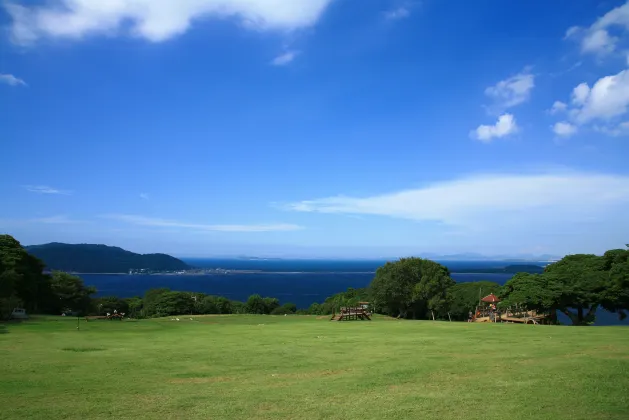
[450,264,545,274]
[25,243,192,274]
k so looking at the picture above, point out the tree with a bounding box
[262,297,280,314]
[500,273,562,323]
[448,281,501,321]
[124,297,143,318]
[500,250,629,325]
[200,295,220,314]
[413,260,455,320]
[94,296,129,315]
[49,271,96,315]
[600,248,629,319]
[142,288,171,317]
[544,254,608,325]
[0,235,52,314]
[370,257,454,319]
[215,297,234,314]
[246,294,266,314]
[271,303,297,315]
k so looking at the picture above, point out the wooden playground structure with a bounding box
[330,304,372,321]
[472,293,550,324]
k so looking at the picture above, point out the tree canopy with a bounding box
[370,258,454,319]
[500,248,629,325]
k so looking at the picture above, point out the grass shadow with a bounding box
[0,324,7,334]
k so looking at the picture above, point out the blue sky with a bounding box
[1,0,629,258]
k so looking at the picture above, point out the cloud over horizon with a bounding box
[5,0,335,45]
[102,214,304,232]
[283,171,629,231]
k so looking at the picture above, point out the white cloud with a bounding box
[471,114,518,143]
[571,83,590,106]
[0,73,26,86]
[384,6,411,20]
[4,0,334,45]
[566,1,629,56]
[551,68,629,136]
[549,101,567,114]
[31,215,84,224]
[102,214,303,232]
[552,121,578,137]
[484,69,535,110]
[271,50,298,66]
[573,69,629,124]
[282,172,629,229]
[582,29,618,54]
[140,193,149,200]
[23,185,72,195]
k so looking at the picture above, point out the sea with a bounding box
[81,258,628,326]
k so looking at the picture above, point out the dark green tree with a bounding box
[124,297,143,318]
[271,303,297,315]
[49,271,96,315]
[0,235,52,315]
[544,254,608,325]
[262,297,280,314]
[94,296,129,315]
[370,257,454,319]
[246,294,267,314]
[413,260,455,320]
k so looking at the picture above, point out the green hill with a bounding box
[25,242,191,273]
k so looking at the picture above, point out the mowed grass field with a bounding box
[1,316,628,420]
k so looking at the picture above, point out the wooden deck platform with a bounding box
[330,307,371,321]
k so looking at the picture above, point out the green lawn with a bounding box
[1,315,628,420]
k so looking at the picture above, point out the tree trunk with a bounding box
[447,312,452,322]
[431,310,435,321]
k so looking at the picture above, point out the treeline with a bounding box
[3,234,628,325]
[362,251,628,325]
[95,290,298,318]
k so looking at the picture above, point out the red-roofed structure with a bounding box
[481,293,501,303]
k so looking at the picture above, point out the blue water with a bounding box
[80,259,627,326]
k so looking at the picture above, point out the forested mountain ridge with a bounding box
[25,242,191,273]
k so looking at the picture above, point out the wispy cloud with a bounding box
[139,193,149,200]
[102,214,304,232]
[31,215,85,224]
[470,114,519,143]
[0,73,26,86]
[565,1,629,57]
[271,50,299,66]
[383,1,418,21]
[4,0,335,45]
[23,185,72,195]
[484,68,535,111]
[384,6,411,20]
[281,171,629,229]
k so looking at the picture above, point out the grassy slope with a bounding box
[1,316,628,420]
